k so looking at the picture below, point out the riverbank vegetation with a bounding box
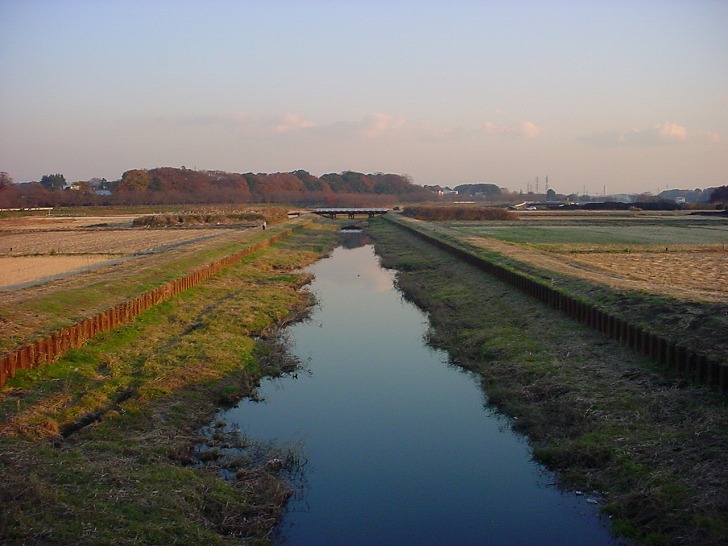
[368,218,728,545]
[131,208,290,227]
[402,205,517,221]
[0,221,339,544]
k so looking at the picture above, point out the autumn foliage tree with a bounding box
[0,171,12,190]
[39,173,66,191]
[112,167,431,205]
[709,186,728,203]
[1,167,435,208]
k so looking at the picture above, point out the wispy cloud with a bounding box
[272,113,317,133]
[165,112,544,142]
[357,113,407,138]
[166,112,318,135]
[314,113,408,139]
[483,120,543,139]
[578,121,719,147]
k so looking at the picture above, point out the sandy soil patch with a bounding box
[0,228,232,256]
[0,255,122,290]
[0,215,138,230]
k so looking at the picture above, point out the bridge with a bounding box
[311,208,388,219]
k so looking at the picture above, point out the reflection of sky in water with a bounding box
[315,241,394,294]
[222,245,618,545]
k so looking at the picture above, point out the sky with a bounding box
[1,0,726,196]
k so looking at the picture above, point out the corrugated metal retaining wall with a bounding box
[0,223,310,388]
[385,216,727,394]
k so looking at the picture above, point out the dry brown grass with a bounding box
[466,237,728,303]
[0,214,256,292]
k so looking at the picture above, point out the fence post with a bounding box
[0,354,8,386]
[7,352,18,379]
[16,345,33,370]
[719,364,728,395]
[35,338,48,367]
[695,354,708,383]
[676,345,687,373]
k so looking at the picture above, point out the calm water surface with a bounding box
[220,241,619,545]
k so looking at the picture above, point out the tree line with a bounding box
[0,168,433,208]
[1,168,726,209]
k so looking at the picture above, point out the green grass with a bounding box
[0,219,313,352]
[0,220,339,544]
[385,214,728,366]
[368,217,728,546]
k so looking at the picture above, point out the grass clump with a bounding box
[132,207,290,227]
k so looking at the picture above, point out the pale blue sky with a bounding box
[1,0,726,195]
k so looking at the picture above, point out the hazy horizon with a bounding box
[1,1,726,196]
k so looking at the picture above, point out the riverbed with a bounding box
[218,239,619,545]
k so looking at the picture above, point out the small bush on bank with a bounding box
[402,205,517,221]
[132,208,289,227]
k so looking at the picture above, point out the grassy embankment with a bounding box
[369,217,728,546]
[0,211,295,353]
[397,214,728,364]
[0,220,339,544]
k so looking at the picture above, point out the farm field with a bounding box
[439,211,728,304]
[0,211,288,353]
[0,215,247,290]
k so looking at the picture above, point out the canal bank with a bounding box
[367,219,728,545]
[0,222,340,544]
[215,237,618,545]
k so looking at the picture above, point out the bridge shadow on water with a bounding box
[339,227,371,249]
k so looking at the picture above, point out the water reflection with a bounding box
[338,227,371,249]
[219,244,620,545]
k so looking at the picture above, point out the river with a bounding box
[218,237,619,545]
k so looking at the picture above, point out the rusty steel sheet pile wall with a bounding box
[385,216,727,394]
[0,223,309,388]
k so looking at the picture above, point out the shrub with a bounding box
[402,205,517,221]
